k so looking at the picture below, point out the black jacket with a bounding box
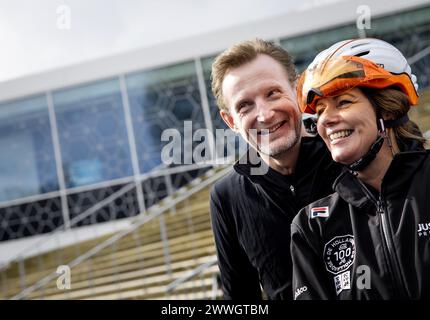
[291,150,430,300]
[210,136,340,300]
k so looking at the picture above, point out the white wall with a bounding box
[0,0,428,103]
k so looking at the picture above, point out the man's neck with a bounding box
[260,138,302,176]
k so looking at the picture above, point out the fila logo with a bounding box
[311,206,329,218]
[417,222,430,237]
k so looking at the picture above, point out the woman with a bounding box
[291,38,430,299]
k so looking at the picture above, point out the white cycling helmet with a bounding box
[313,38,418,90]
[298,38,419,114]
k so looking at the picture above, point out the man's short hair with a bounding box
[211,38,297,112]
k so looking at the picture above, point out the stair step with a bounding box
[1,169,225,300]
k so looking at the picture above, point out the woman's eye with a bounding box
[316,106,326,116]
[338,99,352,107]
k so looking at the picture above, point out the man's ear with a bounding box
[292,78,298,92]
[220,109,238,132]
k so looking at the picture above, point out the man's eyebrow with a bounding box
[234,97,252,109]
[264,82,282,89]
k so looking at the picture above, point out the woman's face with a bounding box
[316,88,378,165]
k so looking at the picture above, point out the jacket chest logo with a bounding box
[417,222,430,237]
[311,206,329,218]
[323,235,356,275]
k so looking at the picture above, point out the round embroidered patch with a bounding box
[323,235,355,274]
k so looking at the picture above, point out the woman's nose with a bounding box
[318,105,340,128]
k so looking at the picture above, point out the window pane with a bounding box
[126,61,206,172]
[280,5,430,81]
[0,95,58,202]
[366,7,430,89]
[53,78,133,188]
[201,56,247,158]
[201,56,226,131]
[281,24,359,73]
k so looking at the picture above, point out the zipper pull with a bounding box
[290,185,296,196]
[376,202,383,214]
[377,196,385,214]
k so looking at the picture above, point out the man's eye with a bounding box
[268,89,280,97]
[238,101,251,112]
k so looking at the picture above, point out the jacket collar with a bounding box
[233,135,335,191]
[333,151,429,208]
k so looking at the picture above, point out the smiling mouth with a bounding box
[329,129,353,142]
[257,121,287,135]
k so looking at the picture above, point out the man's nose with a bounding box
[256,101,275,122]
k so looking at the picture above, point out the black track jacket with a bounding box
[291,150,430,299]
[210,136,340,300]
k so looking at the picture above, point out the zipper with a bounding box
[290,185,296,196]
[356,179,408,298]
[376,196,408,298]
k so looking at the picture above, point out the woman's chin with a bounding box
[331,151,356,165]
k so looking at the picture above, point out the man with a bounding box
[210,38,341,300]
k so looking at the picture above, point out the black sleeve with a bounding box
[210,185,262,300]
[291,215,334,300]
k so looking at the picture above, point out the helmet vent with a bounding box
[354,50,370,57]
[351,42,371,49]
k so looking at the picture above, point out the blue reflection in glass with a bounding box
[126,62,205,173]
[53,78,133,188]
[201,56,229,132]
[0,95,58,202]
[201,56,246,158]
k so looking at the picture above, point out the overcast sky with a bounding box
[0,0,346,82]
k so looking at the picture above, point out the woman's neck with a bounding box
[357,133,398,192]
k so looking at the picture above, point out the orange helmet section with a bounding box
[297,55,419,114]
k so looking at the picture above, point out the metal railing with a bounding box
[5,164,230,300]
[165,258,220,300]
[0,161,221,272]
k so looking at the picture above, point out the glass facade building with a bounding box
[1,4,429,241]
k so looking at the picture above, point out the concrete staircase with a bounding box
[1,170,225,300]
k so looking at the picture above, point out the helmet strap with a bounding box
[336,90,409,172]
[346,91,387,172]
[346,133,385,171]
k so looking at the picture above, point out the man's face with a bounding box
[220,54,302,158]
